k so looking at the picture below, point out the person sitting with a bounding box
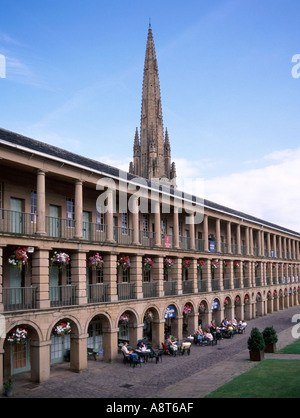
[195,327,204,344]
[238,320,247,333]
[121,342,139,362]
[140,341,150,352]
[204,330,213,343]
[166,335,178,355]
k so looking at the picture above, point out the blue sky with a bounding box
[1,0,300,231]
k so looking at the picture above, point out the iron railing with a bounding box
[3,287,37,311]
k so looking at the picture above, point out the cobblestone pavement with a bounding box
[4,305,300,399]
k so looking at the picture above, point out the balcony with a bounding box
[50,285,76,307]
[197,279,207,293]
[117,283,135,300]
[142,282,157,298]
[3,286,37,311]
[164,281,176,296]
[182,280,193,294]
[87,283,108,303]
[0,210,36,236]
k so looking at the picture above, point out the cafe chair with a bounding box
[122,351,132,366]
[149,346,163,363]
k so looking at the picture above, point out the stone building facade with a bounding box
[0,27,300,388]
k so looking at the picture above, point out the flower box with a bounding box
[51,251,70,268]
[88,253,104,270]
[8,247,28,271]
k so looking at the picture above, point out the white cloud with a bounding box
[174,147,300,233]
[201,148,300,232]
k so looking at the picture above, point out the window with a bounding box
[30,190,37,222]
[121,212,128,234]
[161,218,167,235]
[96,207,104,231]
[142,214,149,237]
[66,198,74,227]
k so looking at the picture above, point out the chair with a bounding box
[87,348,98,360]
[122,351,132,365]
[149,346,163,364]
[207,333,217,346]
[180,342,191,355]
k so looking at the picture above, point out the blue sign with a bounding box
[164,305,176,319]
[212,299,219,310]
[209,240,216,253]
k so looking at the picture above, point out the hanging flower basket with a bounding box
[183,303,192,316]
[267,291,272,300]
[199,302,205,313]
[53,321,71,337]
[7,327,28,345]
[211,260,218,269]
[51,251,70,268]
[144,309,153,323]
[118,256,130,271]
[119,313,129,325]
[88,253,104,270]
[273,291,278,299]
[224,298,230,307]
[197,259,205,270]
[164,258,174,273]
[234,296,241,306]
[183,259,192,270]
[244,295,250,304]
[143,257,154,272]
[233,261,239,270]
[8,247,28,272]
[223,260,229,268]
[256,293,262,302]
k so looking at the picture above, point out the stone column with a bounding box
[30,340,51,382]
[203,259,212,292]
[237,224,241,255]
[152,256,164,297]
[103,327,118,362]
[273,234,277,259]
[130,254,143,299]
[70,333,88,373]
[189,215,195,250]
[74,180,83,239]
[249,227,253,256]
[190,258,198,293]
[154,200,161,247]
[173,206,180,249]
[228,260,234,290]
[227,221,232,254]
[103,253,118,302]
[32,249,51,309]
[105,189,115,243]
[132,197,140,246]
[245,227,250,256]
[173,258,182,295]
[204,215,209,252]
[71,251,87,305]
[216,218,221,253]
[36,169,46,235]
[267,233,271,258]
[0,246,3,312]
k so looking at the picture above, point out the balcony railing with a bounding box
[179,236,190,250]
[182,280,193,294]
[197,279,207,293]
[87,283,108,303]
[0,210,36,235]
[50,285,76,307]
[117,283,135,300]
[3,287,37,311]
[114,227,133,245]
[46,217,75,239]
[211,279,220,291]
[142,282,157,298]
[83,222,106,242]
[140,231,155,247]
[164,281,176,296]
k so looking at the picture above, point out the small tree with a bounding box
[262,326,278,345]
[247,327,265,352]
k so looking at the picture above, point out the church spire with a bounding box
[129,26,177,187]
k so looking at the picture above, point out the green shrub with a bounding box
[247,327,265,352]
[262,326,278,345]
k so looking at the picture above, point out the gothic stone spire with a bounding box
[129,26,176,187]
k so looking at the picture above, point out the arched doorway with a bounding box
[211,298,221,325]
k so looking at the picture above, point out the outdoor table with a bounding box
[135,349,151,363]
